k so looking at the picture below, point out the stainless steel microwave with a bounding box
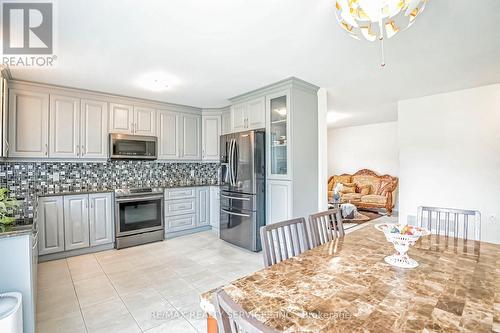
[109,134,157,160]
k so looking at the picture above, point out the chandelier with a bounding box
[335,0,428,66]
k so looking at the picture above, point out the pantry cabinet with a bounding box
[8,89,49,157]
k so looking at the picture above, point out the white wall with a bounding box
[327,121,399,176]
[398,84,500,244]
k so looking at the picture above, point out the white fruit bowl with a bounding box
[375,223,430,268]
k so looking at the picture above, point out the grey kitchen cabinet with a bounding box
[64,195,90,251]
[133,106,156,135]
[221,110,232,135]
[196,187,210,226]
[180,114,201,159]
[49,94,81,158]
[8,89,49,157]
[230,97,265,133]
[80,99,108,159]
[109,103,134,134]
[202,115,221,161]
[38,196,65,255]
[165,214,197,233]
[89,193,114,246]
[157,110,180,159]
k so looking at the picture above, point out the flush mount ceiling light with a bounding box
[335,0,428,66]
[136,72,180,92]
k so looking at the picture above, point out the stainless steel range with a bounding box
[114,187,164,249]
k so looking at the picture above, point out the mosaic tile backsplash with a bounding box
[0,161,220,221]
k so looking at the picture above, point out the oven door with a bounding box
[115,195,164,237]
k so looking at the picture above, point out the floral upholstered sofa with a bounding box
[327,169,398,216]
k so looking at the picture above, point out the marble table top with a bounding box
[201,223,499,332]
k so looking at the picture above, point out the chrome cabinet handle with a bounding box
[221,209,250,218]
[81,145,85,156]
[45,144,48,156]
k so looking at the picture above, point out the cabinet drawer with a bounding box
[164,187,196,200]
[165,198,196,216]
[165,214,196,233]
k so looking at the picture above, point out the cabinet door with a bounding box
[157,110,180,159]
[180,114,201,160]
[8,89,49,157]
[221,111,232,135]
[247,97,265,129]
[231,103,247,132]
[202,115,221,161]
[109,103,133,134]
[49,94,81,158]
[209,187,220,231]
[64,195,90,251]
[267,180,292,224]
[266,90,291,180]
[38,196,64,255]
[134,106,156,135]
[81,99,108,159]
[89,193,113,246]
[196,187,210,226]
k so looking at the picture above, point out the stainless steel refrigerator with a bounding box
[220,130,265,252]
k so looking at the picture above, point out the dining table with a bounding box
[199,222,499,332]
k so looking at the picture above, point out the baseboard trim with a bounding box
[39,243,114,262]
[165,226,211,239]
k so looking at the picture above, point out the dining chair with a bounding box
[308,209,345,248]
[259,217,310,267]
[417,206,481,241]
[213,289,277,333]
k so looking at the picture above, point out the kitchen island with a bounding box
[200,222,499,332]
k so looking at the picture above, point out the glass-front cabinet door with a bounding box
[266,90,291,179]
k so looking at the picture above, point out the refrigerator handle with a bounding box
[232,139,238,186]
[228,139,234,186]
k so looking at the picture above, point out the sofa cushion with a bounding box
[352,175,381,194]
[333,175,352,187]
[357,184,371,195]
[360,194,387,205]
[341,193,363,202]
[340,185,356,194]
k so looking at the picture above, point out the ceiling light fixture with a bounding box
[135,71,180,92]
[335,0,428,67]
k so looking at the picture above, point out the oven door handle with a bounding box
[115,195,164,202]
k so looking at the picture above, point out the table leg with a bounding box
[207,314,218,333]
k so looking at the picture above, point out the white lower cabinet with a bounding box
[165,186,211,235]
[196,187,210,226]
[64,195,90,251]
[38,196,65,255]
[209,186,220,232]
[267,180,292,224]
[89,193,114,246]
[38,193,114,256]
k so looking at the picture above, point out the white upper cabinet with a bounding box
[80,99,108,159]
[133,106,156,136]
[230,97,265,133]
[202,115,221,161]
[109,103,134,134]
[157,110,180,159]
[49,95,80,158]
[180,114,201,160]
[221,110,232,135]
[8,89,49,157]
[247,97,266,129]
[266,90,291,180]
[231,103,247,132]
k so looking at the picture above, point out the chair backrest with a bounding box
[308,209,344,248]
[417,206,481,241]
[259,217,310,267]
[213,289,277,333]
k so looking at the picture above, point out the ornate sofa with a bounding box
[328,169,398,216]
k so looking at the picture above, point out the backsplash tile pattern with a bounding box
[0,161,219,221]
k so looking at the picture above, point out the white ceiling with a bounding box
[9,0,500,127]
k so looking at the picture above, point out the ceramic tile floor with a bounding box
[36,231,263,333]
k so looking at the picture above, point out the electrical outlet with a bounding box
[488,214,496,223]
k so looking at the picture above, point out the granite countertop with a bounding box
[0,223,35,239]
[200,222,499,332]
